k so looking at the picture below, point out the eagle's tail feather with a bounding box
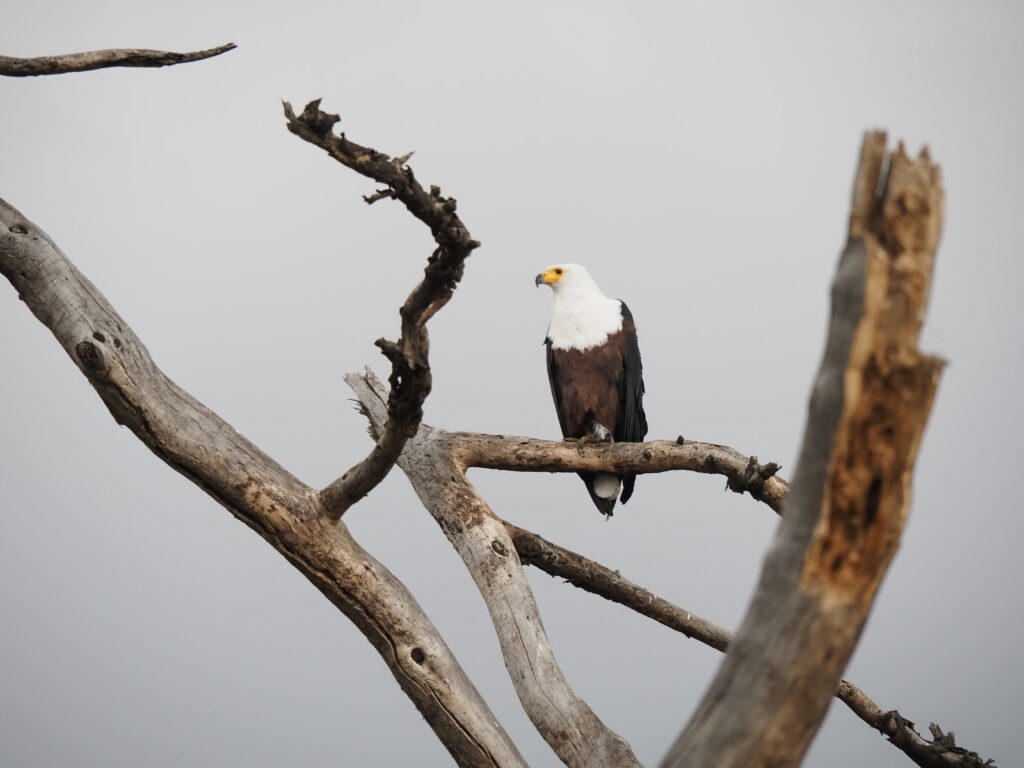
[620,474,637,504]
[580,472,618,517]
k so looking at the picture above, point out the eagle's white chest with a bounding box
[547,292,623,351]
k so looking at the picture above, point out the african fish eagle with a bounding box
[536,264,648,517]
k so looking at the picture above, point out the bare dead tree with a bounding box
[0,48,996,768]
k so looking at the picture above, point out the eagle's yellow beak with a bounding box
[535,268,563,287]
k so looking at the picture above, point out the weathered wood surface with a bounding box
[660,132,946,768]
[0,44,236,76]
[455,432,787,513]
[3,50,988,762]
[349,370,642,768]
[0,198,526,768]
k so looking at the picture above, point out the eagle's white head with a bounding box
[534,263,601,295]
[536,264,622,351]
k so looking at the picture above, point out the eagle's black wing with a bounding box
[545,336,568,436]
[616,301,647,503]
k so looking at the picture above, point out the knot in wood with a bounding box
[490,540,508,557]
[75,339,105,372]
[724,456,780,500]
[298,98,340,138]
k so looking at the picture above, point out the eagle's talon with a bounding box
[572,435,593,455]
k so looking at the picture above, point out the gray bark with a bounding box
[348,371,642,768]
[454,432,787,513]
[0,198,526,768]
[3,59,981,764]
[660,132,945,768]
[0,44,236,76]
[508,518,993,767]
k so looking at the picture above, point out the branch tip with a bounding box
[0,43,237,77]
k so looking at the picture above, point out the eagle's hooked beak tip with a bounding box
[534,274,545,288]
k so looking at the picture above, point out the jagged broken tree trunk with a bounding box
[661,133,945,768]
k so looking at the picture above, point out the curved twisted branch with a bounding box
[0,43,236,76]
[284,99,481,520]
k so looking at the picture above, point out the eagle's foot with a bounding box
[569,435,594,455]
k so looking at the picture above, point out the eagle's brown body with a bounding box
[538,265,647,517]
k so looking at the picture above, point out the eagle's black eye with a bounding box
[555,268,563,275]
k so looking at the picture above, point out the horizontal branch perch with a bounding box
[0,43,236,76]
[454,432,788,513]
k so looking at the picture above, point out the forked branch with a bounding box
[0,199,525,768]
[284,99,481,519]
[348,370,642,768]
[3,59,983,766]
[0,43,236,76]
[347,367,992,767]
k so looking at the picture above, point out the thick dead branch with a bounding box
[455,432,788,513]
[0,199,525,768]
[348,370,642,768]
[506,522,995,767]
[661,134,945,768]
[284,99,480,520]
[0,43,236,76]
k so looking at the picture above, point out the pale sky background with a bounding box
[2,2,1021,766]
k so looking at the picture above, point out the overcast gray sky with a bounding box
[2,1,1021,766]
